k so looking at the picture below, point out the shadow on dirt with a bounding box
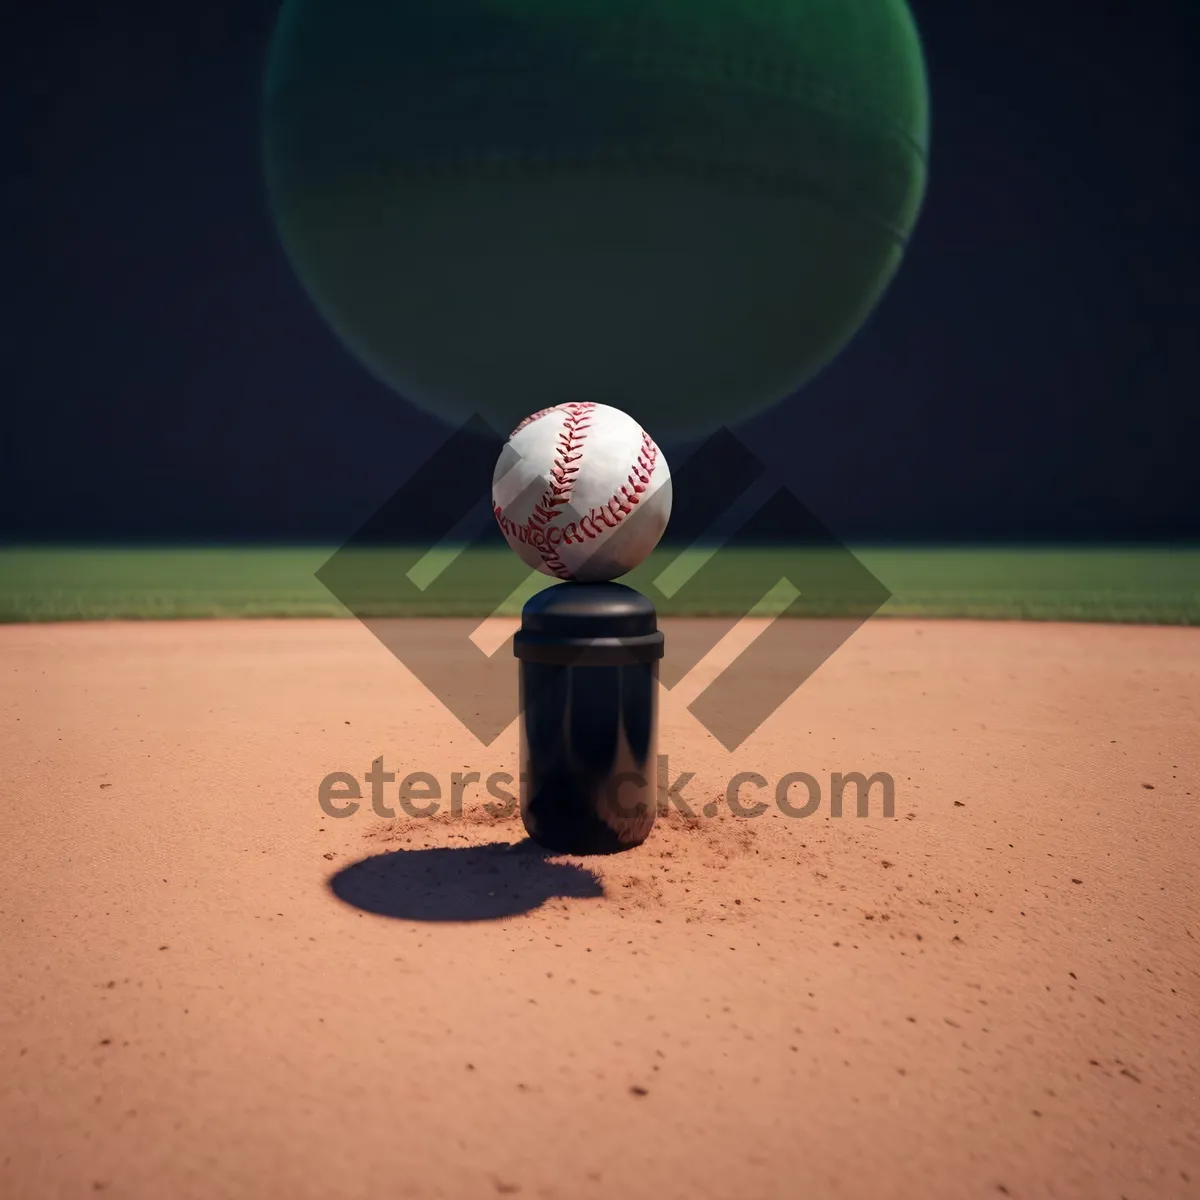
[328,839,605,921]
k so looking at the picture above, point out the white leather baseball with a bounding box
[492,403,672,582]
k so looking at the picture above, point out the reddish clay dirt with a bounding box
[2,619,1197,1199]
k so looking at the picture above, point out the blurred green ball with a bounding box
[263,0,930,439]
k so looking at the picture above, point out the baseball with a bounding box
[493,403,672,583]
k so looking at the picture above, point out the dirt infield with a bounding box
[2,619,1197,1199]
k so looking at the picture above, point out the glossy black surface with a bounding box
[514,583,662,854]
[518,580,660,637]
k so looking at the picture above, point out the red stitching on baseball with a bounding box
[572,431,658,540]
[520,403,595,579]
[495,409,658,581]
[509,406,558,437]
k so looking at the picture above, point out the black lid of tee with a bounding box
[514,581,663,664]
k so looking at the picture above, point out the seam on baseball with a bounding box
[496,409,660,582]
[527,403,593,578]
[509,406,559,437]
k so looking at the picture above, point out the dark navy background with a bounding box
[4,0,1196,541]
